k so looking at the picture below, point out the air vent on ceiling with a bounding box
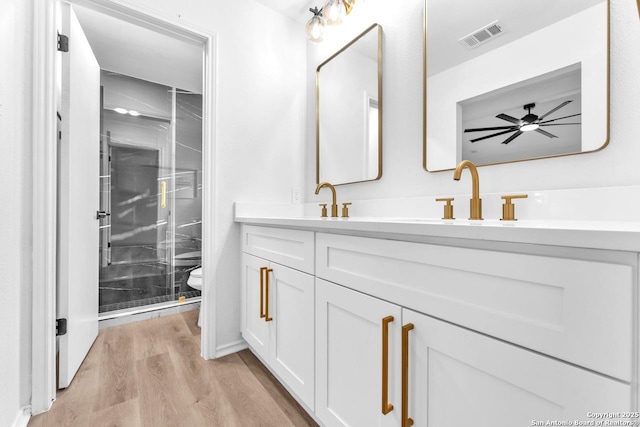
[459,20,506,49]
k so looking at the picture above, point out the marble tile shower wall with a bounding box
[99,72,203,313]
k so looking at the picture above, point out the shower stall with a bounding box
[98,71,203,314]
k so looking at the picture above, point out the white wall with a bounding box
[305,0,640,204]
[0,0,33,425]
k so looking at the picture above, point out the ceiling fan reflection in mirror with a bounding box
[464,101,581,145]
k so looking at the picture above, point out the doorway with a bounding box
[59,0,206,376]
[30,0,216,413]
[98,72,203,315]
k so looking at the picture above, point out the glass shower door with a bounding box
[172,90,203,296]
[98,116,175,313]
[98,71,202,315]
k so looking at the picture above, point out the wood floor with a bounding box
[29,310,318,427]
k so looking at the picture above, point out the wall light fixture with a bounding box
[323,0,346,25]
[306,7,326,43]
[306,0,358,43]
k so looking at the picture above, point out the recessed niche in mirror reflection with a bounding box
[424,0,608,171]
[461,64,582,165]
[317,23,382,185]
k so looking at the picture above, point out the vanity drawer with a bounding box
[243,225,315,274]
[316,232,633,381]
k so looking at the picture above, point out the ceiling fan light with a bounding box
[521,123,539,132]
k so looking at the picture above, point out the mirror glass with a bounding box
[424,0,608,171]
[317,24,382,185]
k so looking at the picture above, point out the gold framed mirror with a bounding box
[423,0,609,171]
[317,23,383,185]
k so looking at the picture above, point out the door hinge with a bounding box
[56,318,68,336]
[57,33,69,52]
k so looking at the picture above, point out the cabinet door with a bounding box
[241,253,269,361]
[316,279,402,427]
[268,264,315,410]
[403,309,631,427]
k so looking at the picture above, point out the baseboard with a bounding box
[215,339,248,358]
[11,407,31,427]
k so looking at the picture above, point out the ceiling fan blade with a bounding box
[470,129,516,143]
[496,113,521,124]
[539,113,581,124]
[537,100,572,121]
[464,126,518,133]
[501,130,523,144]
[539,123,582,126]
[535,128,558,138]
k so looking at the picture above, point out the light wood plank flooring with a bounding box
[29,310,318,427]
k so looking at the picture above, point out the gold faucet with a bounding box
[453,160,483,220]
[315,182,339,217]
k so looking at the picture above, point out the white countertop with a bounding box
[235,214,640,252]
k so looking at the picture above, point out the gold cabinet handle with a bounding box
[264,268,273,322]
[259,267,267,319]
[402,323,414,427]
[382,316,394,414]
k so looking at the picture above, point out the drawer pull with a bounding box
[259,267,267,319]
[402,323,414,427]
[264,268,273,322]
[382,316,394,414]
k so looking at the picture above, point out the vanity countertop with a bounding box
[235,214,640,252]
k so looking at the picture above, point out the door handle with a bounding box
[160,180,167,208]
[264,268,273,322]
[259,267,267,319]
[382,315,394,414]
[96,210,111,220]
[402,323,414,427]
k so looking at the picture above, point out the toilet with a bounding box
[187,267,203,327]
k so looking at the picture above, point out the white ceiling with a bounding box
[253,0,319,24]
[73,4,203,93]
[427,0,605,76]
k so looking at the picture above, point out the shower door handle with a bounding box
[96,210,111,220]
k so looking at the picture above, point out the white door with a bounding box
[241,253,270,361]
[316,279,402,427]
[57,2,101,389]
[403,308,631,426]
[268,264,315,410]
